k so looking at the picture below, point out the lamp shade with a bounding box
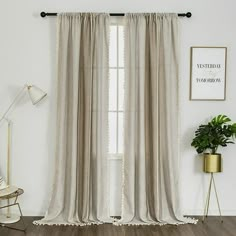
[27,85,47,105]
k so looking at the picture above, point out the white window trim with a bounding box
[108,17,124,160]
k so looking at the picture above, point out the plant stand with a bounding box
[202,173,223,223]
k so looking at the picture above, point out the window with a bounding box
[108,24,124,157]
[108,20,124,216]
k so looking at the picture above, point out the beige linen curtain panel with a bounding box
[35,13,111,226]
[35,12,197,226]
[116,13,197,225]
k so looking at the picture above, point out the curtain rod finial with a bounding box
[40,12,46,17]
[186,12,192,18]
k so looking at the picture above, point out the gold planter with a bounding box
[203,153,222,173]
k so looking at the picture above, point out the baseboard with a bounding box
[6,208,236,217]
[0,208,45,217]
[184,209,236,216]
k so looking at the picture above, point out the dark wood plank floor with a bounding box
[0,216,235,236]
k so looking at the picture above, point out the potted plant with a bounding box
[191,115,236,173]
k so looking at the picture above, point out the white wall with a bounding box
[0,0,236,216]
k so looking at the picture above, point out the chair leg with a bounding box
[17,203,26,230]
[0,203,26,232]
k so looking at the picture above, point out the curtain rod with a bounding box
[40,11,192,18]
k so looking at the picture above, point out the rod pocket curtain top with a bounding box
[34,13,197,226]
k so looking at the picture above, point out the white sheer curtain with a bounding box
[34,13,111,226]
[116,13,197,225]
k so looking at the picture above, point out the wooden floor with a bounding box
[0,216,236,236]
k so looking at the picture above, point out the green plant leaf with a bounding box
[211,115,231,125]
[192,114,236,155]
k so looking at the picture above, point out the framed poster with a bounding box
[190,47,227,100]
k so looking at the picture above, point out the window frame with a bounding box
[108,18,124,160]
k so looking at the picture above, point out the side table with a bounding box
[0,188,26,231]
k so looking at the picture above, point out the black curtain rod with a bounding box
[40,11,192,18]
